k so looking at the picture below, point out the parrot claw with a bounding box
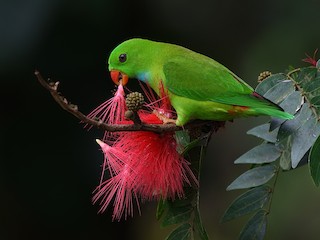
[153,110,177,125]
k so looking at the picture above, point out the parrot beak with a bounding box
[110,70,129,86]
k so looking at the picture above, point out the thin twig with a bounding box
[35,71,214,133]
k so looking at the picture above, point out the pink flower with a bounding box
[87,84,126,142]
[89,81,197,220]
[92,172,140,221]
[302,49,318,66]
[95,139,126,183]
[115,130,197,201]
[140,81,176,119]
[94,129,197,220]
[93,139,140,221]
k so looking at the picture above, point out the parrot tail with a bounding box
[250,92,294,120]
[252,107,294,119]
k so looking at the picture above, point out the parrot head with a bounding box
[108,38,157,85]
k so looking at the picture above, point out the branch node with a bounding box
[125,110,142,125]
[70,104,78,111]
[53,81,59,91]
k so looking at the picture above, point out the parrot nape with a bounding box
[108,38,294,126]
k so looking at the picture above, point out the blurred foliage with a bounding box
[158,133,210,240]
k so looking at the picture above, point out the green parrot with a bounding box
[108,38,293,126]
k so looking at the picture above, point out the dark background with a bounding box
[1,0,320,239]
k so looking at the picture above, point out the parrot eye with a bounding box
[119,53,127,63]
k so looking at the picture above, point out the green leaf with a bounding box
[156,198,167,220]
[303,77,320,93]
[279,91,303,115]
[182,138,203,156]
[239,210,268,240]
[310,95,320,106]
[263,80,295,104]
[295,67,320,117]
[227,165,277,191]
[221,186,271,222]
[234,143,281,164]
[289,67,320,169]
[279,136,292,170]
[277,103,312,141]
[309,135,320,186]
[166,223,192,240]
[267,91,303,131]
[194,207,209,240]
[255,73,288,95]
[295,67,317,84]
[175,131,191,154]
[247,123,278,143]
[291,117,320,168]
[292,67,320,116]
[310,76,320,109]
[175,131,190,147]
[161,202,193,227]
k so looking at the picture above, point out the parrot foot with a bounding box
[153,110,177,125]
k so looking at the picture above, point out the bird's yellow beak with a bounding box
[110,70,129,86]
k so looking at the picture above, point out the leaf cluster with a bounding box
[222,62,320,239]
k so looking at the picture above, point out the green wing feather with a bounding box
[163,55,277,109]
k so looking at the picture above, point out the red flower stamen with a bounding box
[139,81,176,119]
[94,128,197,219]
[87,84,126,142]
[92,168,140,221]
[91,80,197,220]
[114,130,198,200]
[302,49,318,67]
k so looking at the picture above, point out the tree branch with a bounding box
[35,71,219,133]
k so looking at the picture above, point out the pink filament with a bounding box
[92,81,197,220]
[87,84,126,142]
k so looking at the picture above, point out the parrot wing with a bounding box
[163,55,277,108]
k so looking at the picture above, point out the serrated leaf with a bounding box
[221,186,271,222]
[309,135,320,186]
[234,143,281,164]
[239,210,267,240]
[227,165,277,191]
[166,223,192,240]
[247,123,278,143]
[255,73,288,95]
[161,203,193,227]
[291,117,320,168]
[263,81,295,104]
